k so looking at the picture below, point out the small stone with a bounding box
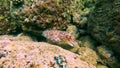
[0,53,6,58]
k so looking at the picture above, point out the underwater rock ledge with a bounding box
[0,39,95,68]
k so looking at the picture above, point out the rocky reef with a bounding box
[0,0,120,68]
[0,39,95,68]
[0,0,95,37]
[0,0,15,34]
[12,0,71,37]
[88,0,120,63]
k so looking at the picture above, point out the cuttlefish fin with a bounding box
[67,41,79,47]
[67,41,80,53]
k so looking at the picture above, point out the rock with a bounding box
[96,64,108,68]
[0,40,95,68]
[79,36,96,49]
[87,0,120,62]
[71,0,95,28]
[97,46,113,59]
[77,47,98,66]
[79,29,88,35]
[66,25,79,38]
[0,33,36,41]
[78,17,88,28]
[97,45,120,68]
[12,0,71,37]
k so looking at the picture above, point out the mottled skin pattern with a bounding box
[42,30,78,47]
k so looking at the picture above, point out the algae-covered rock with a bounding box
[88,0,120,62]
[96,64,108,68]
[0,0,18,34]
[97,46,113,59]
[0,33,36,41]
[71,0,95,28]
[12,0,71,37]
[97,45,120,68]
[66,25,79,38]
[0,0,95,36]
[79,36,96,49]
[9,0,95,38]
[78,47,98,66]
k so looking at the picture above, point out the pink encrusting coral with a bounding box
[42,30,79,47]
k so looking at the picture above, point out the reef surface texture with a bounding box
[88,0,120,60]
[0,39,95,68]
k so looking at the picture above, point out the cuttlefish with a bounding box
[42,30,80,49]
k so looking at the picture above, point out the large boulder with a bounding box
[0,39,95,68]
[88,0,120,61]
